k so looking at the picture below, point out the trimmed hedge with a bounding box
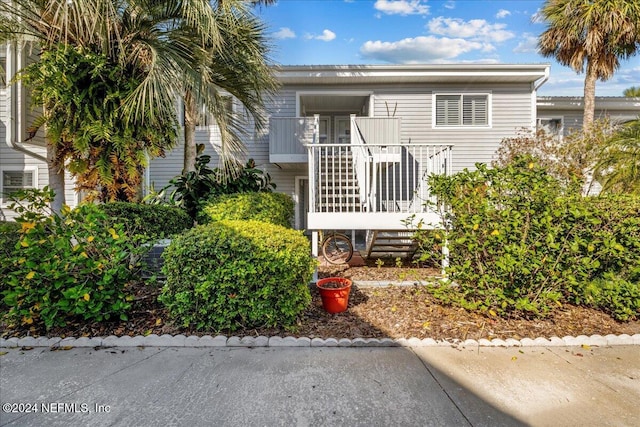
[159,220,315,331]
[99,202,192,239]
[197,192,294,228]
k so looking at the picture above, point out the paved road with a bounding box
[1,345,638,426]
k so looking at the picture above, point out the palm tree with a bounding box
[623,86,640,97]
[594,119,640,195]
[0,0,222,207]
[538,0,640,132]
[182,0,278,177]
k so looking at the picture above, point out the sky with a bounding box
[254,0,640,96]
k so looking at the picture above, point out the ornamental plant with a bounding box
[98,202,193,239]
[197,192,294,228]
[426,156,640,320]
[159,220,315,331]
[1,188,146,329]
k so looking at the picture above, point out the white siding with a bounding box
[373,83,534,172]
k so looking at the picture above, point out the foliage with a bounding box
[1,188,146,329]
[0,0,228,206]
[537,0,640,129]
[198,192,293,228]
[148,147,276,221]
[0,221,21,311]
[20,45,177,202]
[594,119,640,195]
[182,2,279,178]
[624,86,640,97]
[426,157,640,320]
[98,202,192,240]
[493,120,616,195]
[159,220,315,331]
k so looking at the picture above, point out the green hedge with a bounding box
[99,202,192,239]
[0,221,21,311]
[159,220,315,331]
[197,192,294,228]
[427,157,640,320]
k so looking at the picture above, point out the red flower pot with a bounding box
[317,277,352,313]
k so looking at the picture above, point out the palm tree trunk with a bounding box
[583,60,597,133]
[183,91,198,173]
[46,140,65,214]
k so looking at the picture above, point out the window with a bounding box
[1,169,37,203]
[197,96,234,127]
[435,94,490,127]
[537,117,564,138]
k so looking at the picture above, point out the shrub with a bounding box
[427,157,640,320]
[0,221,21,310]
[147,147,276,220]
[1,188,146,329]
[198,192,294,228]
[159,220,315,331]
[98,202,192,239]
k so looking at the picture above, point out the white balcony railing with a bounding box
[306,142,452,230]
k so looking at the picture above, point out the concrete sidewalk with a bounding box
[1,345,638,426]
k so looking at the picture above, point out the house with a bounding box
[537,96,640,137]
[3,62,639,254]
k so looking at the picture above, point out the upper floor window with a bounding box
[434,93,490,127]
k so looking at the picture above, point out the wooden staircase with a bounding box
[365,230,418,259]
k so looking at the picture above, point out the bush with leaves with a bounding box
[1,188,146,329]
[0,221,21,311]
[159,220,315,331]
[494,119,617,195]
[197,192,294,228]
[427,157,640,320]
[148,145,276,221]
[98,202,192,239]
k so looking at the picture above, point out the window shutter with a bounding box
[436,95,461,126]
[463,95,487,126]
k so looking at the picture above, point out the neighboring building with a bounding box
[537,96,640,138]
[2,61,639,255]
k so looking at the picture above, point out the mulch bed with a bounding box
[1,261,639,341]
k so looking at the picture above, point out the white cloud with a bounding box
[374,0,430,16]
[360,36,483,63]
[273,27,295,40]
[513,33,539,54]
[444,1,455,10]
[427,16,515,43]
[305,29,337,42]
[495,9,511,19]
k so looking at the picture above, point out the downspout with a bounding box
[5,42,47,162]
[531,66,550,130]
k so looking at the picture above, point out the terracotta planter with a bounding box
[316,277,352,313]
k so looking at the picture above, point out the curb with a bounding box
[2,333,639,349]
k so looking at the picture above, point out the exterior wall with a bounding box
[1,45,78,220]
[537,97,640,136]
[372,82,534,172]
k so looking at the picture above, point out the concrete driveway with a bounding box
[1,344,638,426]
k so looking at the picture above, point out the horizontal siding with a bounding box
[537,106,640,136]
[373,83,534,172]
[147,126,304,202]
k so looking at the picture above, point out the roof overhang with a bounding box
[537,96,640,111]
[274,64,551,85]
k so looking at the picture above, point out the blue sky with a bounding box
[254,0,640,96]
